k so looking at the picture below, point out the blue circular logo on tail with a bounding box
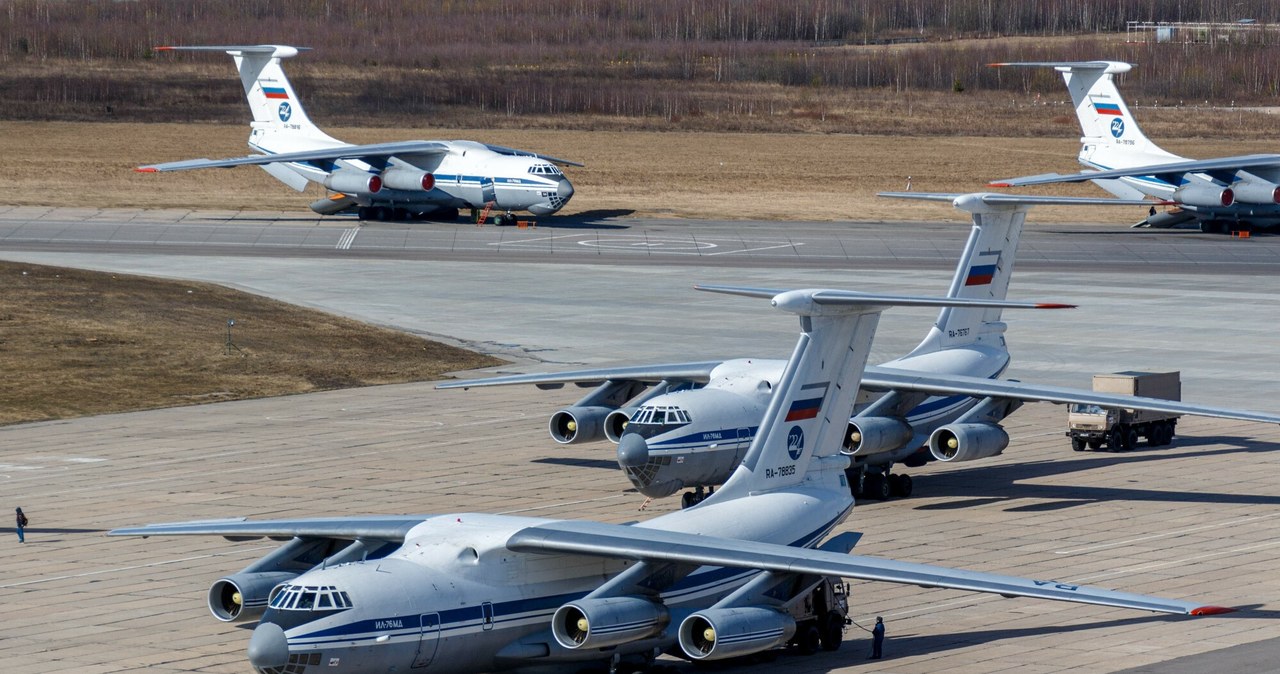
[786,426,805,461]
[278,102,292,122]
[1110,118,1125,138]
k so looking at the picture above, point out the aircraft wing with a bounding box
[862,366,1280,425]
[877,191,1162,206]
[137,140,451,172]
[436,361,724,390]
[990,154,1280,187]
[507,520,1228,615]
[109,515,425,541]
[484,143,585,168]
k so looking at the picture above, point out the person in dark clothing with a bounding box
[15,507,28,543]
[870,616,885,659]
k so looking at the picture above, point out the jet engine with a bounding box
[842,416,913,456]
[603,408,636,443]
[1172,184,1234,208]
[928,423,1009,463]
[552,596,669,650]
[322,169,383,195]
[208,571,297,622]
[1229,180,1280,205]
[549,406,611,444]
[381,167,436,192]
[678,607,796,661]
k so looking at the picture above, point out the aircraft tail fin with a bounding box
[694,285,1072,499]
[156,45,339,149]
[991,61,1177,165]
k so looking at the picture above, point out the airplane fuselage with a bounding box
[248,490,852,673]
[617,345,1009,498]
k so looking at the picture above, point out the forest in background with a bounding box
[5,0,1280,133]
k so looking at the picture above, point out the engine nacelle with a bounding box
[322,169,383,195]
[842,416,913,456]
[208,571,297,622]
[928,423,1010,463]
[549,406,611,444]
[1172,184,1233,208]
[552,596,669,650]
[1230,180,1280,205]
[603,407,637,443]
[381,167,436,192]
[678,607,796,661]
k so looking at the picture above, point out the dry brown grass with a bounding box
[3,115,1277,224]
[0,261,501,426]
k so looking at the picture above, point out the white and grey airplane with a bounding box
[136,45,579,223]
[113,283,1234,674]
[989,60,1280,232]
[440,193,1280,506]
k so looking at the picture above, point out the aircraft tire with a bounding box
[864,474,891,501]
[819,613,844,651]
[680,492,695,509]
[890,473,913,498]
[357,206,371,221]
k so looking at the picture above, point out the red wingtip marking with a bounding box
[988,182,1013,188]
[134,167,157,173]
[1035,303,1077,310]
[154,46,175,51]
[1190,606,1236,616]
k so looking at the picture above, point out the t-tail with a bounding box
[692,284,1074,500]
[992,61,1178,166]
[155,45,342,156]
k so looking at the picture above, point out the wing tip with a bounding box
[988,181,1013,188]
[1190,605,1236,616]
[1035,303,1077,310]
[134,167,158,173]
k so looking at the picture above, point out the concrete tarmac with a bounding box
[2,208,1280,673]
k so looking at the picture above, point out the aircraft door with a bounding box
[480,177,497,205]
[737,427,752,448]
[412,613,440,669]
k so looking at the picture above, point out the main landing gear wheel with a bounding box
[862,473,892,501]
[889,473,913,498]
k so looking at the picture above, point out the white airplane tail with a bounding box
[156,45,341,152]
[695,285,1071,499]
[992,61,1180,173]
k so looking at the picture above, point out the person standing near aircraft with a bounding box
[15,507,27,543]
[871,616,885,659]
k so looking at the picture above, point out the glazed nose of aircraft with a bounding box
[247,622,289,671]
[616,433,650,468]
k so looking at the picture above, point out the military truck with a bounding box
[1066,371,1181,451]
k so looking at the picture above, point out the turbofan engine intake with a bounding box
[549,406,611,444]
[1172,184,1234,208]
[208,571,297,622]
[678,607,796,661]
[552,596,669,650]
[604,408,637,443]
[842,416,914,456]
[928,423,1010,463]
[322,169,382,195]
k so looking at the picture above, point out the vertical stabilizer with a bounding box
[155,45,340,149]
[992,61,1180,170]
[906,194,1025,356]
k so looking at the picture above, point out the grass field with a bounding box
[5,116,1279,224]
[0,260,501,426]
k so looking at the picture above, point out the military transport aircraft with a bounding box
[113,284,1233,674]
[989,60,1280,232]
[440,193,1280,507]
[136,45,579,223]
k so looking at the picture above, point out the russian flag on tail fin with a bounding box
[965,251,1001,286]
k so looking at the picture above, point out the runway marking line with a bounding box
[336,228,359,250]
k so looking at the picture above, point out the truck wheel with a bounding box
[1146,426,1161,448]
[1108,428,1124,452]
[820,613,844,651]
[795,622,821,655]
[1071,437,1087,452]
[1088,439,1102,450]
[1126,428,1139,451]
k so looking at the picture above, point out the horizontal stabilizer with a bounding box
[155,45,310,58]
[693,285,1074,311]
[990,60,1132,74]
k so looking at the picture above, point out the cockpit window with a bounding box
[627,405,692,438]
[269,584,353,611]
[527,164,562,175]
